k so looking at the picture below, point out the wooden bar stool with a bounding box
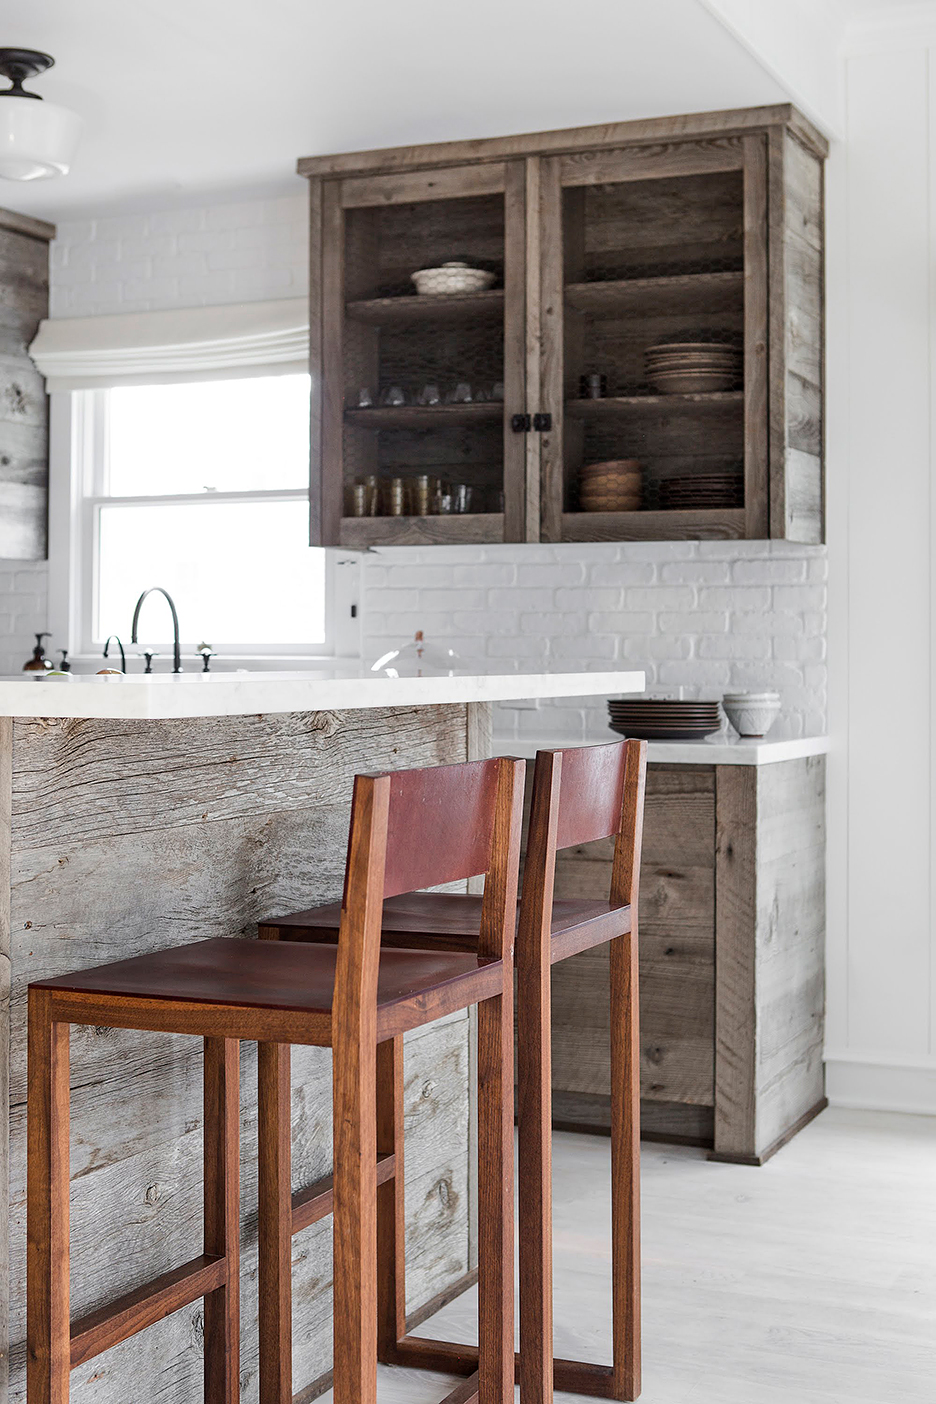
[260,738,648,1403]
[27,754,524,1404]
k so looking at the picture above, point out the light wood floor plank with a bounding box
[319,1108,934,1403]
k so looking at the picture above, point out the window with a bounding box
[61,373,337,661]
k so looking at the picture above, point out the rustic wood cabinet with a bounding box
[300,103,827,548]
[548,753,826,1165]
[0,207,55,560]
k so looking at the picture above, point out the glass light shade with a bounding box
[0,96,81,179]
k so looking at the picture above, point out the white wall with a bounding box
[824,30,936,1114]
[362,541,826,742]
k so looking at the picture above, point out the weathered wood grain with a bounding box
[713,758,826,1162]
[548,757,825,1157]
[769,130,825,543]
[340,163,506,209]
[0,222,52,560]
[298,105,827,179]
[3,704,478,1404]
[550,765,716,1112]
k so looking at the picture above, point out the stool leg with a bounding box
[518,932,553,1404]
[27,989,70,1404]
[203,1037,240,1404]
[610,932,640,1400]
[333,1028,378,1404]
[376,1035,406,1360]
[477,989,514,1404]
[258,1042,292,1404]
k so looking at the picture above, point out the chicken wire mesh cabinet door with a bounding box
[536,134,773,545]
[310,161,528,548]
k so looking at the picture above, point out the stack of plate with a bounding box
[578,458,642,512]
[644,341,742,394]
[659,474,744,510]
[607,698,722,740]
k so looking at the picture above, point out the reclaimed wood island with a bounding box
[0,666,642,1404]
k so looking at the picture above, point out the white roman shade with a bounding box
[29,297,310,390]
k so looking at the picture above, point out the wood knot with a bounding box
[144,1184,160,1205]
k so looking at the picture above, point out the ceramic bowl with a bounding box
[411,261,496,296]
[722,692,781,737]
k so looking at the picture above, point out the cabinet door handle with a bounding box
[533,412,552,432]
[511,413,532,433]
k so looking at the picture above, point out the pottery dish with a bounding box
[411,261,496,295]
[721,691,781,737]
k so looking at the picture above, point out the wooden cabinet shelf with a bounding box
[344,402,503,430]
[340,513,503,547]
[565,269,742,317]
[566,391,743,416]
[561,508,745,542]
[304,104,827,546]
[346,289,505,324]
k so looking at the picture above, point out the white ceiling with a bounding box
[1,0,795,222]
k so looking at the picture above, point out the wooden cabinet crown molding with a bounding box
[297,103,828,180]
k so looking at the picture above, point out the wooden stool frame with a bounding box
[256,754,524,1404]
[261,738,648,1404]
[28,1007,240,1404]
[27,754,524,1404]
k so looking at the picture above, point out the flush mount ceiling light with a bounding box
[0,48,81,180]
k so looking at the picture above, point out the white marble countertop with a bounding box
[0,668,645,721]
[495,733,830,766]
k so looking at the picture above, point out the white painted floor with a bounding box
[321,1108,936,1402]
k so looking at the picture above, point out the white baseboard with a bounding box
[825,1053,936,1115]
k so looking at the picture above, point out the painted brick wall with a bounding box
[50,192,308,317]
[362,539,828,741]
[0,560,50,675]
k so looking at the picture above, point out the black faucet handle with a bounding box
[140,650,158,674]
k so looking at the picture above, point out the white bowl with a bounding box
[411,261,496,296]
[722,694,781,738]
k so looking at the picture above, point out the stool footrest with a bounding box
[395,1335,628,1400]
[439,1372,479,1404]
[69,1252,227,1368]
[291,1151,396,1235]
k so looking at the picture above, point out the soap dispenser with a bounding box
[23,632,52,672]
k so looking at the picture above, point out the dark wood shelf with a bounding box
[566,391,743,416]
[345,289,505,325]
[561,508,745,542]
[565,270,743,316]
[345,402,503,430]
[340,513,504,547]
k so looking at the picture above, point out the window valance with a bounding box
[29,297,309,390]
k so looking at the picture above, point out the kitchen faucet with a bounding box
[102,635,126,672]
[131,588,182,673]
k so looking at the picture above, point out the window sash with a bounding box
[51,387,346,663]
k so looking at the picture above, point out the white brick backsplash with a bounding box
[588,562,656,586]
[731,557,807,584]
[0,560,49,676]
[363,540,827,741]
[50,192,308,317]
[658,611,728,634]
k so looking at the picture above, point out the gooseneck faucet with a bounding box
[131,588,182,673]
[102,635,126,673]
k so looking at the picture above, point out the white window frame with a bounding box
[48,387,362,670]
